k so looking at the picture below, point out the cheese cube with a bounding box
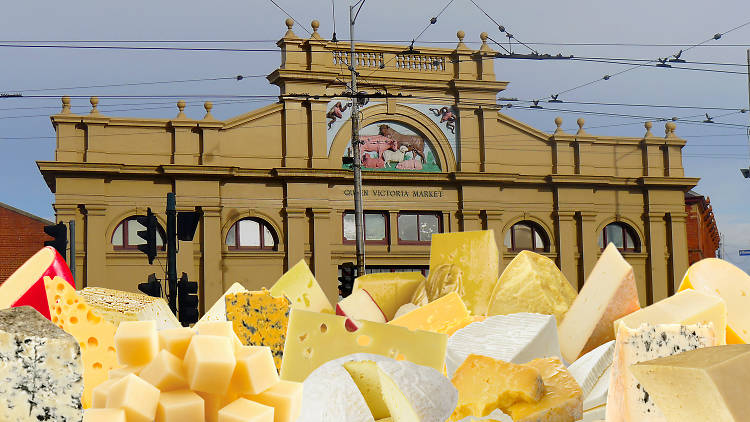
[156,389,205,422]
[230,346,280,395]
[84,408,126,422]
[487,250,577,323]
[269,259,334,313]
[108,365,143,380]
[450,354,543,420]
[195,321,243,350]
[429,230,499,315]
[507,357,583,422]
[159,327,195,359]
[630,344,750,422]
[353,272,425,320]
[197,391,240,422]
[243,380,303,422]
[106,373,161,422]
[91,378,118,408]
[140,349,188,391]
[389,292,470,335]
[219,398,274,422]
[114,320,159,366]
[199,282,248,324]
[184,335,237,394]
[559,243,641,363]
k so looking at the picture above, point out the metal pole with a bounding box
[166,193,178,314]
[68,220,75,288]
[350,5,366,277]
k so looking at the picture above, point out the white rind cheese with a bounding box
[197,282,247,324]
[583,365,611,411]
[446,313,562,377]
[568,340,615,401]
[377,358,457,422]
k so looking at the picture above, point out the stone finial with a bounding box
[644,121,653,137]
[480,32,488,43]
[576,117,587,135]
[457,30,465,42]
[61,96,71,114]
[203,101,214,120]
[311,20,320,33]
[176,100,187,119]
[285,18,294,30]
[553,116,564,134]
[89,96,100,115]
[665,121,676,137]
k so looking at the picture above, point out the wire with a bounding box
[508,99,747,112]
[467,0,537,54]
[267,0,312,35]
[413,0,455,43]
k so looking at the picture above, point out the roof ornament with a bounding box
[176,100,187,119]
[203,101,215,120]
[644,121,653,137]
[89,97,100,115]
[61,96,71,114]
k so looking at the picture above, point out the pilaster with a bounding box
[83,204,107,289]
[201,206,223,313]
[53,203,82,289]
[282,100,308,168]
[668,211,689,295]
[458,209,483,232]
[484,210,505,268]
[311,208,335,303]
[578,211,598,280]
[284,208,308,270]
[646,211,669,304]
[554,210,578,288]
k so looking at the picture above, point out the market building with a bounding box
[37,19,699,311]
[685,190,720,264]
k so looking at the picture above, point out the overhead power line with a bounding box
[266,0,312,35]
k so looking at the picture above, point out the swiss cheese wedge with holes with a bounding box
[43,276,120,408]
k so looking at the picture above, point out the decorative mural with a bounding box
[428,106,456,134]
[342,121,441,172]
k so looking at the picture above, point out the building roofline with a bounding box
[0,201,54,225]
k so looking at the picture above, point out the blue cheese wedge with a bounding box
[0,306,83,421]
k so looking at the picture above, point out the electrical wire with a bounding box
[267,0,312,35]
[467,0,536,54]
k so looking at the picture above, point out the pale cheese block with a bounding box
[446,313,562,377]
[605,323,717,422]
[506,357,583,422]
[79,287,181,330]
[487,251,577,324]
[353,272,425,320]
[630,344,750,422]
[389,292,471,335]
[269,260,334,313]
[567,340,614,401]
[559,244,640,363]
[198,282,247,324]
[679,258,750,344]
[614,289,727,345]
[377,358,457,422]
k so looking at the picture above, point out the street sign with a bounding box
[740,250,750,256]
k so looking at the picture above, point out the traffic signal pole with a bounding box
[350,2,366,277]
[166,193,178,314]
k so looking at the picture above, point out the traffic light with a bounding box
[177,272,199,326]
[338,262,357,298]
[138,273,161,297]
[136,208,157,264]
[177,210,202,241]
[43,222,67,260]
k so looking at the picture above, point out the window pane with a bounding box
[156,231,164,247]
[263,225,275,248]
[128,219,145,246]
[606,224,624,248]
[365,214,386,241]
[504,229,512,248]
[598,229,604,249]
[533,230,544,250]
[514,224,533,250]
[343,213,356,241]
[398,214,418,241]
[239,219,260,247]
[112,224,123,246]
[624,230,635,250]
[226,225,236,246]
[419,214,440,242]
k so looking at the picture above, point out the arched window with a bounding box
[112,216,166,250]
[504,221,550,252]
[226,218,278,250]
[599,222,640,252]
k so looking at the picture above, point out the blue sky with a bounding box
[1,0,749,272]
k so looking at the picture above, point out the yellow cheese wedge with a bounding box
[43,276,121,408]
[450,354,544,421]
[343,360,390,419]
[411,264,464,306]
[269,260,333,313]
[507,357,583,422]
[679,258,750,344]
[388,292,471,335]
[353,272,425,320]
[429,230,499,316]
[487,251,577,323]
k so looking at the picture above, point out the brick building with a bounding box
[0,202,54,281]
[685,191,720,264]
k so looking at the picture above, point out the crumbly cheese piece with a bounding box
[429,230,499,315]
[488,251,577,323]
[389,292,471,335]
[506,357,583,422]
[44,276,121,409]
[0,306,84,421]
[78,287,181,330]
[559,244,640,363]
[450,354,543,421]
[226,289,291,370]
[446,313,562,377]
[269,260,334,313]
[353,272,425,320]
[606,323,717,422]
[567,340,615,401]
[198,282,247,324]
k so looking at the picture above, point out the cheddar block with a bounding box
[606,323,717,422]
[353,272,425,320]
[450,354,544,421]
[159,327,195,359]
[198,282,248,324]
[43,276,120,408]
[139,349,188,391]
[243,380,303,422]
[84,408,127,422]
[630,345,750,422]
[219,398,274,422]
[269,260,333,313]
[106,374,161,422]
[156,389,205,422]
[507,357,583,422]
[559,243,641,363]
[411,264,464,306]
[389,292,471,335]
[184,335,237,394]
[614,289,727,345]
[114,320,159,366]
[280,309,447,382]
[488,250,577,322]
[679,258,750,344]
[429,230,499,315]
[226,289,291,370]
[78,287,181,330]
[230,346,280,395]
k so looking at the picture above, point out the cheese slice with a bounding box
[280,309,447,382]
[389,292,471,335]
[583,364,611,411]
[567,340,615,401]
[446,313,561,377]
[487,251,577,323]
[679,258,750,344]
[506,357,583,422]
[614,289,727,345]
[78,287,181,330]
[270,260,334,313]
[43,276,121,409]
[605,323,717,422]
[630,344,750,422]
[198,282,247,324]
[429,230,499,316]
[559,244,640,363]
[353,272,425,320]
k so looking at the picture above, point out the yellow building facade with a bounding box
[38,19,697,311]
